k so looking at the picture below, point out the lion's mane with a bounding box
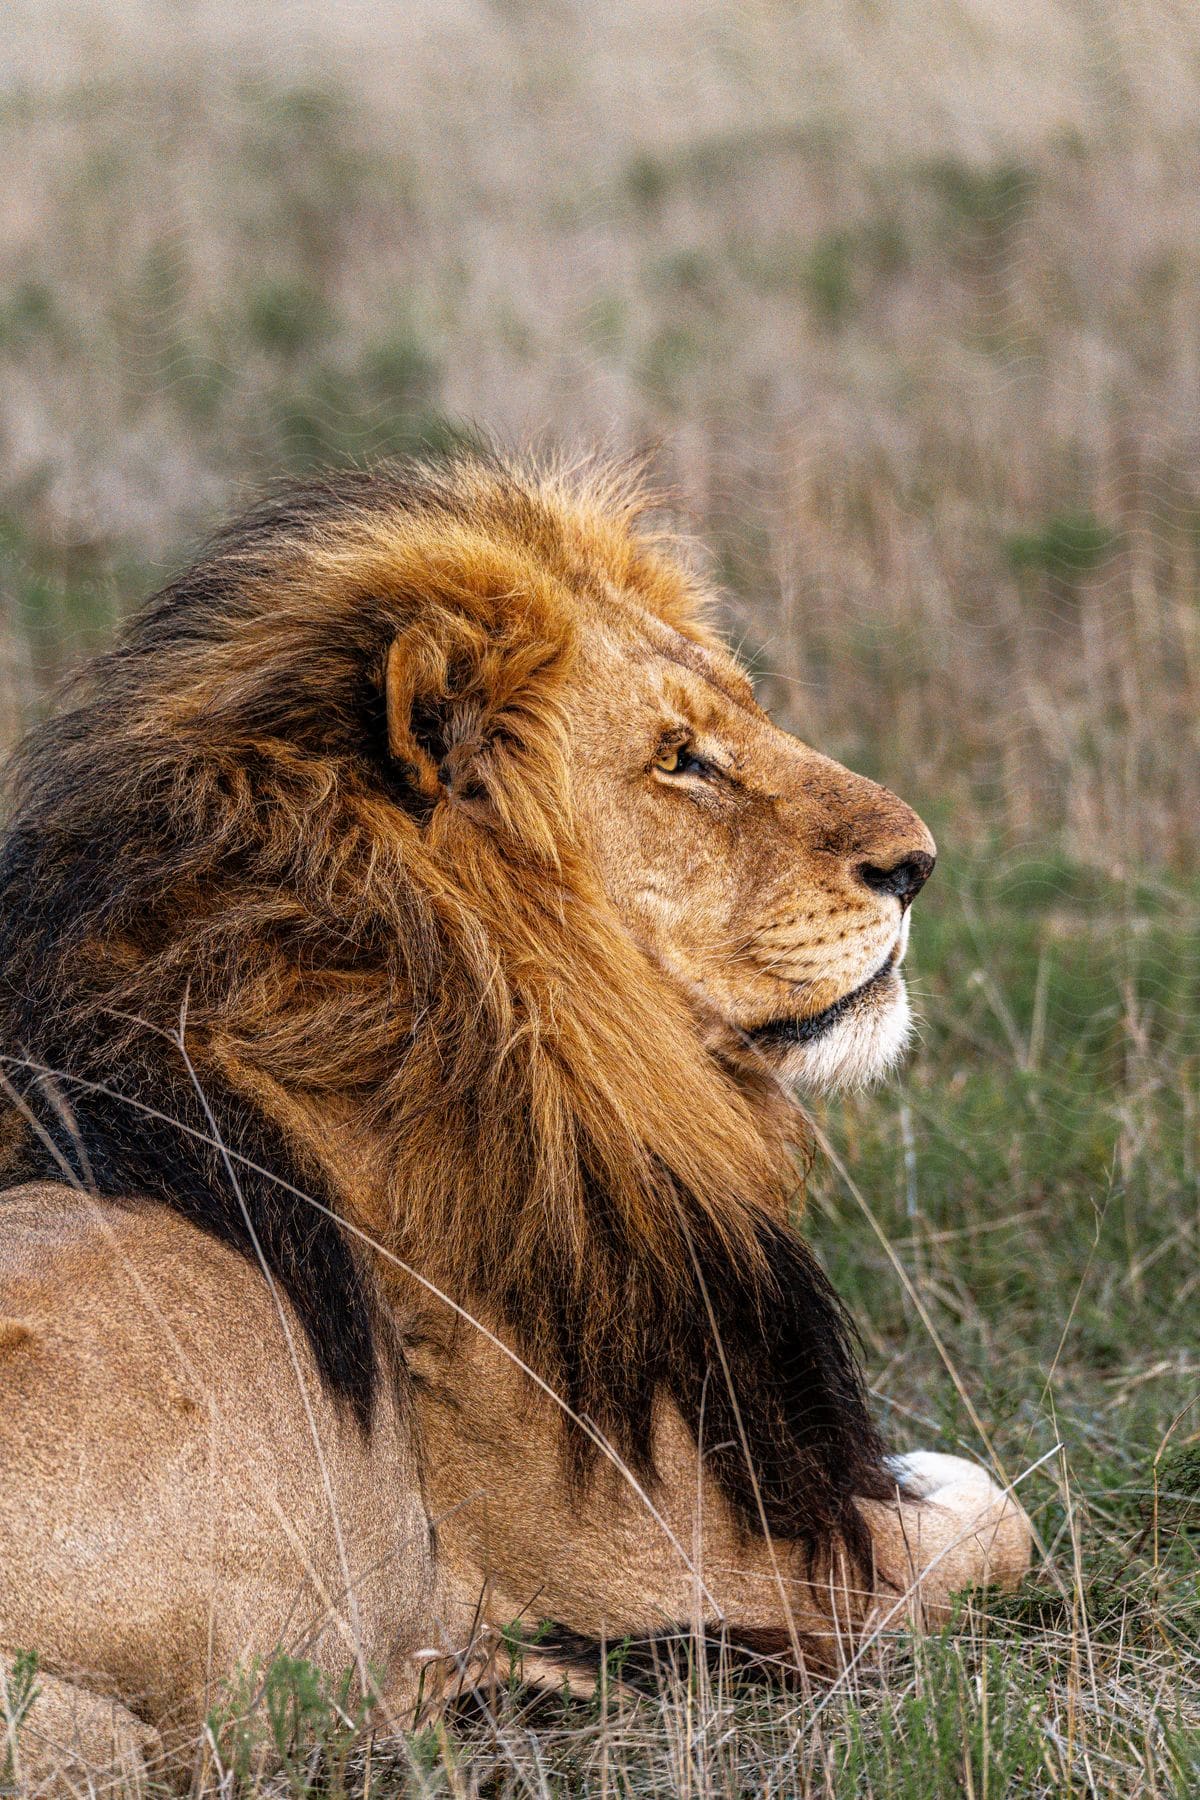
[0,453,892,1563]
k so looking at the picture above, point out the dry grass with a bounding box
[0,2,1198,1794]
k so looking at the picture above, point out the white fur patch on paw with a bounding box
[885,1449,997,1502]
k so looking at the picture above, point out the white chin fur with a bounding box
[782,977,913,1094]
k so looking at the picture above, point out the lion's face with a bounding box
[571,603,935,1092]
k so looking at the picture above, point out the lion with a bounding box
[0,452,1030,1791]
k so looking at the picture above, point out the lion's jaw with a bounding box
[746,904,917,1093]
[761,948,915,1094]
[572,610,934,1097]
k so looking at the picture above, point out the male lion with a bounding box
[0,454,1030,1790]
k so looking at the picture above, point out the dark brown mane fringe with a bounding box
[0,451,892,1562]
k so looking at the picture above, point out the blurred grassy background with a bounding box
[1,2,1197,1793]
[3,0,1199,870]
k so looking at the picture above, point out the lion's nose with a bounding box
[857,850,935,908]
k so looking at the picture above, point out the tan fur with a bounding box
[0,1185,435,1792]
[0,456,1031,1789]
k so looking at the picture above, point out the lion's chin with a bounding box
[766,970,914,1094]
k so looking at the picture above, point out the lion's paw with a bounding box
[861,1449,1033,1619]
[885,1448,1001,1503]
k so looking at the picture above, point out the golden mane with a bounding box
[0,452,890,1563]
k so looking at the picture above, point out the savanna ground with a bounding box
[0,2,1197,1793]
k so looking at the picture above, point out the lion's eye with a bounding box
[655,742,709,777]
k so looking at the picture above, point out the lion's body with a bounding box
[0,1183,432,1789]
[0,454,1030,1789]
[0,1184,1024,1794]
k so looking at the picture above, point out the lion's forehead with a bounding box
[581,603,758,721]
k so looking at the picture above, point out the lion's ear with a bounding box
[382,612,568,839]
[383,629,451,807]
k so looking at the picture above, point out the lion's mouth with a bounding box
[748,944,902,1050]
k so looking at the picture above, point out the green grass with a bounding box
[815,850,1198,1592]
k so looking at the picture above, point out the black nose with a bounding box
[858,850,935,907]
